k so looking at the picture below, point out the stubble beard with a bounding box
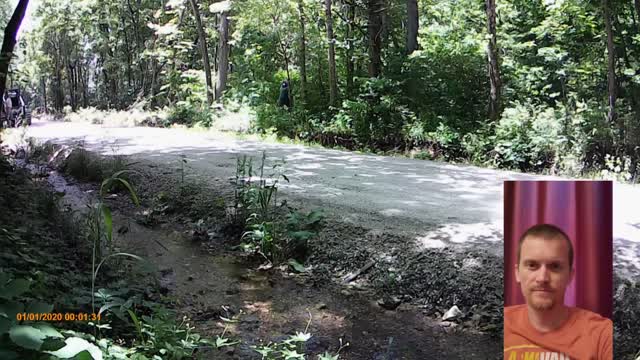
[528,291,554,311]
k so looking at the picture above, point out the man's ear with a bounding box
[514,263,520,283]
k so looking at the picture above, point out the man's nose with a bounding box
[535,265,550,282]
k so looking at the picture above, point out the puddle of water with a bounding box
[17,160,92,211]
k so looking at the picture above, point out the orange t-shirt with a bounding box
[504,304,612,360]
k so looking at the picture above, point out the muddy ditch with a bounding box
[10,141,505,359]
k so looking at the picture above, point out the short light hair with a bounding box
[517,224,573,269]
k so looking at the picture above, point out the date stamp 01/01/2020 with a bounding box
[16,313,102,322]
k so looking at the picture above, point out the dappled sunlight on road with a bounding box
[416,222,503,254]
[20,119,640,279]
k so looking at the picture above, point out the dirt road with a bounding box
[17,119,640,279]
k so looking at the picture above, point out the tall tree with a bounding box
[603,0,617,136]
[345,0,355,95]
[406,0,418,54]
[486,0,501,121]
[297,0,307,103]
[368,0,383,77]
[189,0,214,105]
[325,0,338,105]
[216,11,230,101]
[0,0,29,98]
[212,1,232,101]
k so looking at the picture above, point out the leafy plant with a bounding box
[600,154,635,182]
[284,210,325,262]
[251,314,347,360]
[126,306,215,359]
[0,274,101,359]
[89,169,143,315]
[234,152,289,260]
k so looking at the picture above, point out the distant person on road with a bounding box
[3,89,25,126]
[2,91,11,114]
[504,224,612,360]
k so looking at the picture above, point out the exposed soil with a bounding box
[110,212,501,359]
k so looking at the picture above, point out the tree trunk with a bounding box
[68,62,76,111]
[603,0,619,143]
[316,52,324,91]
[297,0,307,103]
[345,2,354,95]
[127,0,146,95]
[54,38,64,111]
[121,15,133,91]
[216,11,230,101]
[150,58,158,108]
[79,62,88,108]
[381,0,389,45]
[41,77,48,114]
[486,0,501,122]
[635,0,640,22]
[368,0,383,77]
[0,0,29,98]
[189,0,214,105]
[325,0,338,106]
[406,0,418,54]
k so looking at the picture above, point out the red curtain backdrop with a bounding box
[504,181,613,319]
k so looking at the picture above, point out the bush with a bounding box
[253,103,312,139]
[167,103,215,127]
[492,102,565,171]
[426,122,463,160]
[64,108,169,128]
[254,103,288,135]
[462,125,495,165]
[329,78,416,149]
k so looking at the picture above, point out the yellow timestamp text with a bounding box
[16,313,102,322]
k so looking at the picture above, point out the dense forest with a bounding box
[2,1,640,359]
[3,0,640,179]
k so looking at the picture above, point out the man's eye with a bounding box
[527,263,537,269]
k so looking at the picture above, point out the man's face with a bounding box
[515,235,574,311]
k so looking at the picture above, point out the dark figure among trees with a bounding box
[277,80,290,108]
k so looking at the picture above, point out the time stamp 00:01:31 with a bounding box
[16,313,102,322]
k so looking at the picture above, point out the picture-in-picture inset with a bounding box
[503,181,613,360]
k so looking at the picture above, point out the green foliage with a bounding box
[167,104,215,128]
[89,167,143,315]
[233,152,324,262]
[491,102,565,171]
[235,152,286,260]
[163,70,218,127]
[425,123,463,160]
[13,0,640,179]
[126,306,213,359]
[254,103,294,136]
[284,209,324,261]
[252,325,347,360]
[0,155,221,360]
[0,275,97,359]
[253,332,312,359]
[461,125,495,165]
[600,154,635,182]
